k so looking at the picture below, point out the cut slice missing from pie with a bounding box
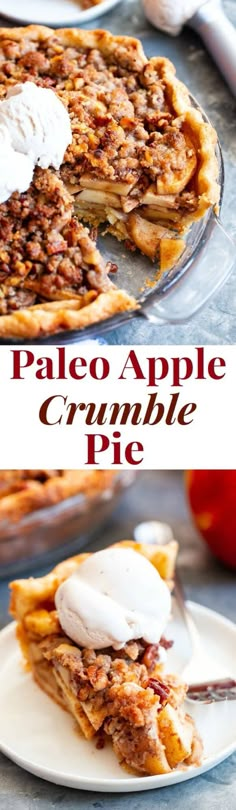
[0,25,219,338]
[0,167,136,338]
[10,540,203,776]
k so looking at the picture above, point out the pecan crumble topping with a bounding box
[0,26,219,337]
[9,540,203,776]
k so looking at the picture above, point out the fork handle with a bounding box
[187,677,236,703]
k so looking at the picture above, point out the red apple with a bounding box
[185,470,236,569]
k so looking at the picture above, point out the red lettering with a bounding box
[143,393,164,424]
[11,349,34,380]
[112,431,121,464]
[165,392,180,424]
[86,433,110,464]
[69,356,87,380]
[196,346,205,379]
[172,357,193,387]
[57,346,66,379]
[148,357,169,386]
[125,441,143,465]
[119,350,145,381]
[36,357,53,379]
[178,402,197,425]
[85,432,143,465]
[208,357,226,379]
[39,395,66,425]
[90,357,110,380]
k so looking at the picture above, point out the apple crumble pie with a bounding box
[0,469,116,521]
[0,25,219,338]
[10,541,203,776]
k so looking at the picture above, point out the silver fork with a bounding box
[133,521,236,704]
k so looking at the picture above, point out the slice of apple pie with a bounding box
[0,25,219,338]
[10,541,202,776]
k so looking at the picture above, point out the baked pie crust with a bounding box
[0,25,219,338]
[10,540,203,776]
[0,469,117,521]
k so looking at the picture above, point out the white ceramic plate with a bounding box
[0,0,122,27]
[0,601,235,793]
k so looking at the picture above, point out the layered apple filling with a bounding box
[10,541,203,776]
[0,26,219,337]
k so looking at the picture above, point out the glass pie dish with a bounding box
[0,101,234,345]
[0,470,136,576]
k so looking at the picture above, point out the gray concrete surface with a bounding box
[0,470,235,808]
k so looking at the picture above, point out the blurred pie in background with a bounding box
[0,469,128,569]
[0,470,116,522]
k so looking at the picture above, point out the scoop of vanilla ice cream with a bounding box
[143,0,205,35]
[0,82,72,170]
[0,126,34,203]
[55,547,171,650]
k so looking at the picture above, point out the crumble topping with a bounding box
[0,167,111,314]
[0,27,219,336]
[38,630,198,774]
[10,540,203,776]
[0,32,197,192]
